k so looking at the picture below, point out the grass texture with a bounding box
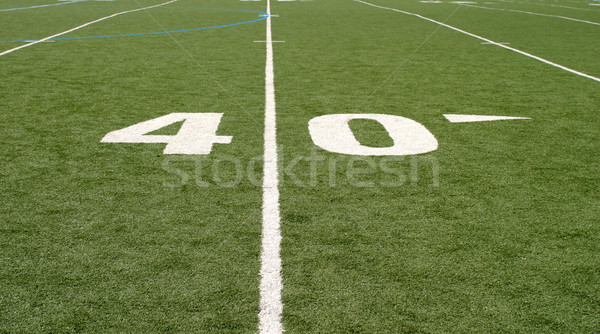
[1,0,599,332]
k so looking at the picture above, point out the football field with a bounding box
[1,0,599,332]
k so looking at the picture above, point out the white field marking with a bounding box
[0,0,86,12]
[101,113,232,155]
[261,13,279,17]
[309,114,438,156]
[495,0,599,11]
[254,40,286,42]
[353,0,600,83]
[0,0,178,57]
[444,114,531,122]
[591,3,600,5]
[462,3,600,26]
[420,1,443,3]
[481,41,510,44]
[451,1,477,4]
[539,3,598,10]
[259,0,283,333]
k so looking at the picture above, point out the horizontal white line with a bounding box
[444,114,531,123]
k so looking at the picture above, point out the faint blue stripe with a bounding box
[0,9,268,43]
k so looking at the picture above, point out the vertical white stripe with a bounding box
[259,0,284,333]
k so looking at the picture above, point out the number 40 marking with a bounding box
[101,113,439,156]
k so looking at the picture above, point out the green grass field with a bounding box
[1,0,599,332]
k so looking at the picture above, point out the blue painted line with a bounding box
[0,9,268,43]
[0,0,87,12]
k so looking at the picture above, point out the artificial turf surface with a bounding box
[1,0,599,332]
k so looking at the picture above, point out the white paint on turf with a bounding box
[259,0,284,333]
[309,114,438,156]
[101,113,232,155]
[444,114,531,122]
[462,3,600,26]
[0,0,86,12]
[0,0,178,57]
[495,0,598,12]
[353,0,600,83]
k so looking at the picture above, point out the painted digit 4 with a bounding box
[101,113,232,155]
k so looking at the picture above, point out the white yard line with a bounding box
[462,3,600,26]
[259,0,284,333]
[0,0,178,57]
[495,0,599,12]
[354,0,600,83]
[0,0,86,12]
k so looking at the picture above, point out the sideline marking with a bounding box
[0,0,178,57]
[259,0,284,333]
[444,114,531,123]
[495,0,599,12]
[481,41,509,44]
[462,3,600,26]
[353,0,600,83]
[0,0,86,12]
[254,40,285,42]
[0,9,269,44]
